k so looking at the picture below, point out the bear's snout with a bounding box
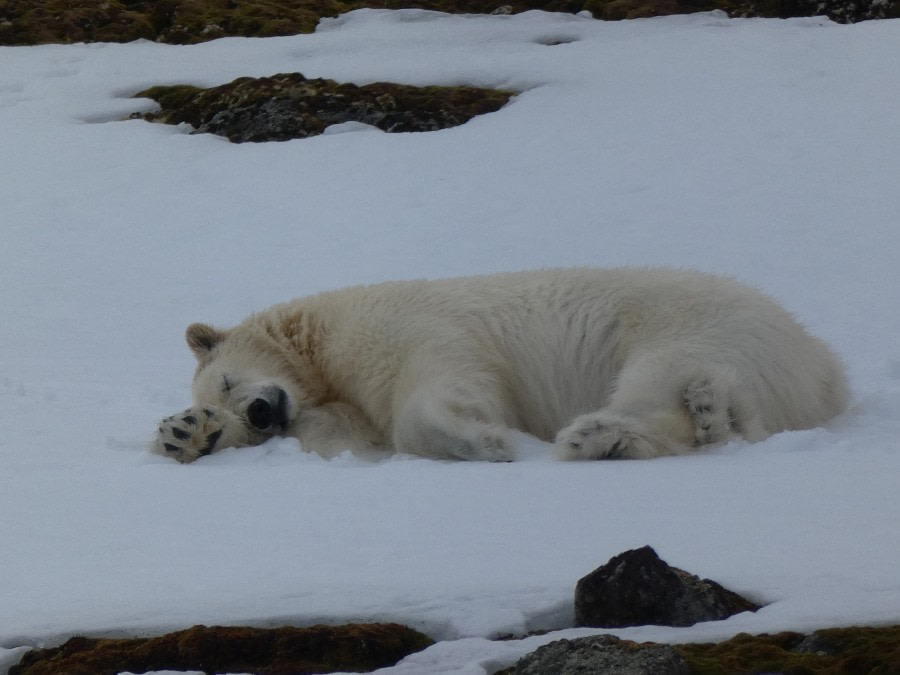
[247,386,289,432]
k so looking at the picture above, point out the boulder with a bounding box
[574,545,759,628]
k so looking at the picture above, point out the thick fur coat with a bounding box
[154,268,848,463]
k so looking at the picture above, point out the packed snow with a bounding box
[1,8,899,673]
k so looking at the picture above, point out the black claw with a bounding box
[199,429,223,456]
[183,415,198,425]
[164,443,180,454]
[172,427,190,441]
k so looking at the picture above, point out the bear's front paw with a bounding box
[153,406,241,463]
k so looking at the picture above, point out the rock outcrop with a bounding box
[574,545,760,628]
[134,73,514,142]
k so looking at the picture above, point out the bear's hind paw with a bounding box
[682,378,734,446]
[554,413,666,460]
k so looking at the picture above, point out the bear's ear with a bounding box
[185,323,226,358]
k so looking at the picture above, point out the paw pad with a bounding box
[154,405,232,463]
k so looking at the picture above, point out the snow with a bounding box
[1,8,899,673]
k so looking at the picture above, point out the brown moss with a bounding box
[813,626,900,674]
[676,625,900,675]
[0,0,338,45]
[10,622,434,675]
[583,0,723,19]
[1,0,895,45]
[495,625,900,674]
[0,0,157,45]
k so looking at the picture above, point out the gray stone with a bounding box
[510,634,690,675]
[792,632,838,655]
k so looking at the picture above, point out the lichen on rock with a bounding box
[505,634,691,675]
[133,72,515,142]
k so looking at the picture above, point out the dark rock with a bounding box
[10,622,434,675]
[507,634,690,675]
[574,545,759,628]
[197,98,327,142]
[135,72,514,143]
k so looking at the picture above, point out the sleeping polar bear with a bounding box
[154,268,848,463]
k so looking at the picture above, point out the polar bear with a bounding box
[153,268,848,463]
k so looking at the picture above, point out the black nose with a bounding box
[248,398,273,430]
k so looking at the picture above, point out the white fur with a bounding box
[153,268,848,463]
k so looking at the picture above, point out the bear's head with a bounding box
[185,321,323,445]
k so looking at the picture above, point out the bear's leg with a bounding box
[393,380,516,462]
[291,401,386,459]
[555,353,741,460]
[153,405,249,463]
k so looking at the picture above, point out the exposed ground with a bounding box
[1,0,896,46]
